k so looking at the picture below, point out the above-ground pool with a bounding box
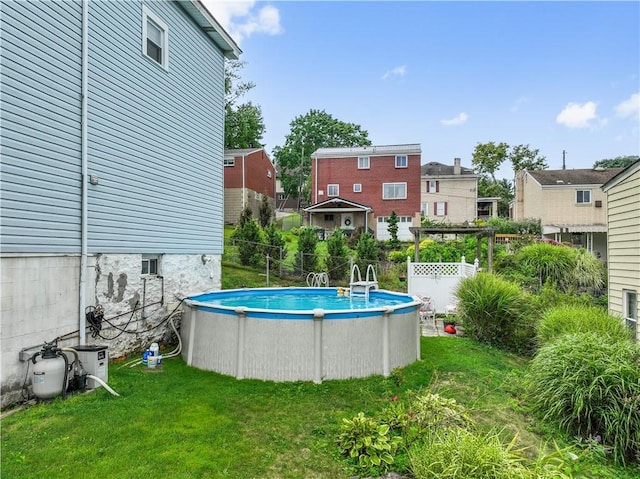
[181,287,421,383]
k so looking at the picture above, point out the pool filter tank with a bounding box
[32,344,68,400]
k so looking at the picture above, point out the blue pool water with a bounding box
[188,287,414,311]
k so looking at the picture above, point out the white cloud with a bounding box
[556,101,598,128]
[201,1,282,45]
[615,92,640,119]
[440,112,469,126]
[381,65,407,80]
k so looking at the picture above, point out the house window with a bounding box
[624,290,637,333]
[358,157,370,169]
[378,217,387,223]
[395,155,408,168]
[576,190,591,204]
[324,214,334,221]
[224,157,235,166]
[435,201,447,216]
[421,202,429,216]
[267,170,272,178]
[277,193,285,200]
[141,255,159,275]
[142,7,169,69]
[327,184,339,196]
[427,180,439,193]
[353,183,362,193]
[383,182,407,199]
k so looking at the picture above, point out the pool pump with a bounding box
[31,343,72,400]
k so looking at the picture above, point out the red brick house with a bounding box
[306,144,422,240]
[224,148,276,224]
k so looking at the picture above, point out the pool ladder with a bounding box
[349,264,378,300]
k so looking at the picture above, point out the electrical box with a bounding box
[73,345,108,389]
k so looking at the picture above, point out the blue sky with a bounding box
[204,1,639,180]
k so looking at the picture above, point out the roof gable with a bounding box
[602,160,640,191]
[304,197,371,212]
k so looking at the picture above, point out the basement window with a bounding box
[624,290,637,333]
[142,255,159,275]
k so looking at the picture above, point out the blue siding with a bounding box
[1,0,227,255]
[86,1,225,254]
[0,0,83,253]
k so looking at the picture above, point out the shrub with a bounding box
[355,232,378,273]
[295,227,318,274]
[337,412,402,475]
[570,248,605,293]
[263,223,285,271]
[258,194,273,227]
[536,304,632,346]
[408,428,532,479]
[231,212,264,267]
[455,273,536,355]
[526,333,640,464]
[325,229,350,282]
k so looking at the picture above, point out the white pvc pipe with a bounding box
[86,374,120,397]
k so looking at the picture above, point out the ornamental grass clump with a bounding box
[536,304,632,346]
[526,333,640,465]
[455,273,536,355]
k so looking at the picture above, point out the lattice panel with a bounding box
[411,263,461,277]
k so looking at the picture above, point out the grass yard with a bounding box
[2,337,636,479]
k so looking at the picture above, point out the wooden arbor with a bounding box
[408,226,498,272]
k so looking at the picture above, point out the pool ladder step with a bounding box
[349,264,378,299]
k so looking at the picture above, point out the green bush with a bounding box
[526,333,640,465]
[295,227,318,274]
[536,304,632,346]
[355,232,378,273]
[455,273,536,355]
[231,215,264,267]
[325,229,350,283]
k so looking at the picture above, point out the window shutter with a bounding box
[436,181,440,193]
[426,181,430,193]
[444,202,448,215]
[433,203,437,215]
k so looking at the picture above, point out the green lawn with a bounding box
[2,337,636,478]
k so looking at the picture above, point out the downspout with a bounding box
[314,156,318,204]
[241,154,246,210]
[79,0,89,343]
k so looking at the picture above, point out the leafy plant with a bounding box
[337,412,402,474]
[455,273,536,355]
[387,211,401,249]
[355,232,378,273]
[263,223,285,271]
[231,207,264,267]
[526,333,640,465]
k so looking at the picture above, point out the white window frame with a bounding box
[623,289,637,333]
[224,157,235,166]
[142,6,169,70]
[353,183,362,193]
[395,155,408,168]
[436,201,446,216]
[267,170,272,178]
[382,182,407,200]
[327,184,339,196]
[428,180,438,193]
[421,202,429,216]
[576,189,591,204]
[358,157,370,169]
[142,254,160,275]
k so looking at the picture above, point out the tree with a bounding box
[231,207,263,267]
[326,229,350,283]
[225,102,265,149]
[224,60,265,149]
[355,232,378,274]
[387,211,400,249]
[263,223,285,272]
[471,142,509,182]
[593,155,639,169]
[272,109,371,204]
[509,144,548,172]
[295,227,319,274]
[258,194,273,228]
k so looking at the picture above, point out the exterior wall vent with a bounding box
[595,200,602,208]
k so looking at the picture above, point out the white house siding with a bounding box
[605,167,640,340]
[0,0,233,407]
